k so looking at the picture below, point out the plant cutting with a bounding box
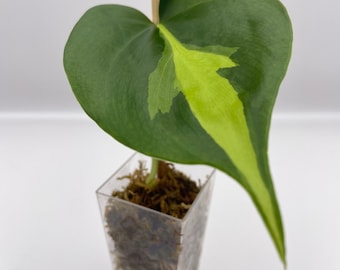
[64,0,292,268]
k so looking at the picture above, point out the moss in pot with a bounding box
[63,0,293,268]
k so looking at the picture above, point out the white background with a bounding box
[1,0,339,269]
[1,0,340,113]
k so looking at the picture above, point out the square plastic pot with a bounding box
[96,153,215,270]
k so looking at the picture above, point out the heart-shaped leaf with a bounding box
[64,0,292,264]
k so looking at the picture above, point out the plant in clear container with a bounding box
[63,0,292,268]
[97,153,215,269]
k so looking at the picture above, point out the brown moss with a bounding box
[112,160,201,219]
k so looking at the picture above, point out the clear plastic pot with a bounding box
[96,153,215,270]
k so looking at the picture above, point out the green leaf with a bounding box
[152,23,284,260]
[64,0,292,265]
[148,30,239,120]
[148,36,179,119]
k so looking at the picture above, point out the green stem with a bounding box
[145,158,159,187]
[146,0,160,188]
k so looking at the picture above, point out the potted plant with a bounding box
[63,0,292,269]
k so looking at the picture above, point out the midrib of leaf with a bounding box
[154,24,284,258]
